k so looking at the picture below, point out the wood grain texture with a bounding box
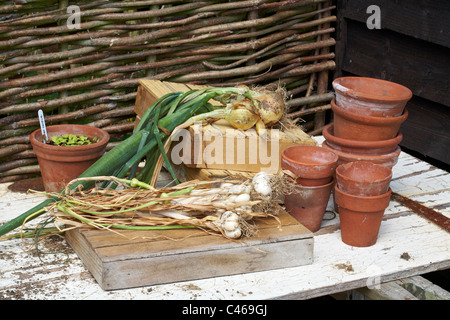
[1,142,449,299]
[338,0,450,48]
[65,211,314,290]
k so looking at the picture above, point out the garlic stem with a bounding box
[156,210,192,220]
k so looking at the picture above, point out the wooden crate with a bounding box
[134,80,317,176]
[65,210,314,291]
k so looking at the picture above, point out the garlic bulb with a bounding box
[215,211,242,239]
[228,184,251,195]
[224,228,242,239]
[223,195,237,205]
[219,182,234,190]
[252,172,272,199]
[234,193,250,203]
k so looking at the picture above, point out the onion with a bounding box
[246,88,285,127]
[171,86,286,135]
[224,99,259,131]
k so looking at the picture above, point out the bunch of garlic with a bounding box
[212,172,274,239]
[164,172,274,239]
[251,172,272,200]
[214,211,243,239]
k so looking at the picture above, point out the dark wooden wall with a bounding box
[334,0,450,166]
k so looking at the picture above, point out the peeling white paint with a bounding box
[1,146,449,300]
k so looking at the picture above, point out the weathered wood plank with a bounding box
[341,20,449,107]
[398,97,450,165]
[348,275,450,300]
[356,282,420,300]
[74,214,310,252]
[1,148,449,299]
[399,275,450,300]
[338,0,450,48]
[2,211,449,299]
[65,210,314,290]
[391,153,450,200]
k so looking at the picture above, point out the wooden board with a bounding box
[181,119,316,174]
[184,167,256,181]
[65,210,314,291]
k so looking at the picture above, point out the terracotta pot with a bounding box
[332,77,412,117]
[30,124,110,192]
[281,145,338,186]
[322,124,402,155]
[331,99,408,141]
[334,185,392,247]
[322,141,401,169]
[284,179,334,232]
[336,161,392,196]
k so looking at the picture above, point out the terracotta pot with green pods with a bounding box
[30,124,110,193]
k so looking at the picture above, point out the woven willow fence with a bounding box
[0,0,336,183]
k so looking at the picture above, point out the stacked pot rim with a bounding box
[336,161,392,196]
[330,99,408,142]
[332,76,412,118]
[281,145,338,232]
[334,160,393,247]
[328,76,412,247]
[325,76,412,169]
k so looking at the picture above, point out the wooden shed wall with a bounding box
[334,0,450,166]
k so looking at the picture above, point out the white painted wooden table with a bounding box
[1,138,449,300]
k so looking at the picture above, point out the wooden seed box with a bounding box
[65,210,314,291]
[134,79,317,176]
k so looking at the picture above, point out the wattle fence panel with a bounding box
[0,0,335,182]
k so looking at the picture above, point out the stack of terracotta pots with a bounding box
[322,76,412,169]
[323,76,412,247]
[281,145,338,232]
[334,161,392,247]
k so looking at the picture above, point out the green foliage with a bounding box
[50,134,99,147]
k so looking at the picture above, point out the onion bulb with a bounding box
[224,99,259,131]
[172,86,285,135]
[246,88,285,127]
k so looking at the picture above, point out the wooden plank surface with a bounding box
[352,275,450,300]
[1,137,449,299]
[341,20,449,107]
[337,0,450,49]
[398,97,450,165]
[65,209,314,290]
